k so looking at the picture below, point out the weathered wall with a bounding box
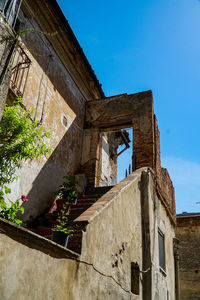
[0,168,176,300]
[95,132,121,187]
[74,168,176,299]
[154,116,176,224]
[6,5,90,221]
[83,91,154,185]
[176,215,200,300]
[0,13,15,120]
[0,218,79,300]
[77,171,143,299]
[149,175,176,300]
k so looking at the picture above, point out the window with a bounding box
[0,0,21,27]
[158,229,165,271]
[10,45,31,97]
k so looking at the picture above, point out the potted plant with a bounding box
[56,172,78,206]
[51,172,78,247]
[52,201,73,247]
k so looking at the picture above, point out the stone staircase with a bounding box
[67,185,113,253]
[27,185,113,254]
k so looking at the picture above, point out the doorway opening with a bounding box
[96,128,132,187]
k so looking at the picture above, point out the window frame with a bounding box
[0,0,22,28]
[158,228,166,272]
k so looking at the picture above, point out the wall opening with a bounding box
[96,129,131,187]
[117,128,133,183]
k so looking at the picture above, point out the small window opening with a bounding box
[131,262,140,295]
[62,115,68,127]
[158,229,165,271]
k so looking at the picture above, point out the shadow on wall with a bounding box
[23,117,83,222]
[22,28,85,119]
[18,29,87,221]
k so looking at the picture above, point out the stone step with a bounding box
[69,203,92,209]
[77,196,98,201]
[70,206,93,214]
[69,205,91,213]
[32,184,114,254]
[86,185,113,195]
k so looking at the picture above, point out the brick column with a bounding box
[132,110,155,170]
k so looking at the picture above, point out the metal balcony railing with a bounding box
[10,44,31,97]
[0,0,22,28]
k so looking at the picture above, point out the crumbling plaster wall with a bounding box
[83,91,155,186]
[0,219,79,300]
[0,169,176,300]
[149,173,176,300]
[76,171,143,300]
[6,9,88,221]
[96,132,120,187]
[74,169,176,300]
[176,216,200,300]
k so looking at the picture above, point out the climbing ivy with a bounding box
[0,99,52,190]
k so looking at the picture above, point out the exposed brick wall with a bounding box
[160,168,176,223]
[84,91,155,184]
[176,216,200,300]
[154,115,161,186]
[154,115,176,224]
[82,90,176,223]
[80,159,97,185]
[132,109,154,170]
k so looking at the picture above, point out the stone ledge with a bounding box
[0,217,79,259]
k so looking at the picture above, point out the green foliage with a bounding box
[0,100,51,225]
[52,201,73,235]
[53,173,78,235]
[125,163,132,178]
[0,99,51,188]
[18,28,58,37]
[128,163,131,175]
[56,173,78,203]
[0,191,24,225]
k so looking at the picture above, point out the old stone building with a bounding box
[0,1,178,299]
[176,213,200,300]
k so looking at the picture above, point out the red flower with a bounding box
[21,195,28,202]
[68,173,74,177]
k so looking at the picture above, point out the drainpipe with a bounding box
[141,170,152,300]
[173,238,180,300]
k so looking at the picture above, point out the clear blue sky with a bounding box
[58,0,200,213]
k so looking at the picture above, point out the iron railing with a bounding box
[10,44,31,97]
